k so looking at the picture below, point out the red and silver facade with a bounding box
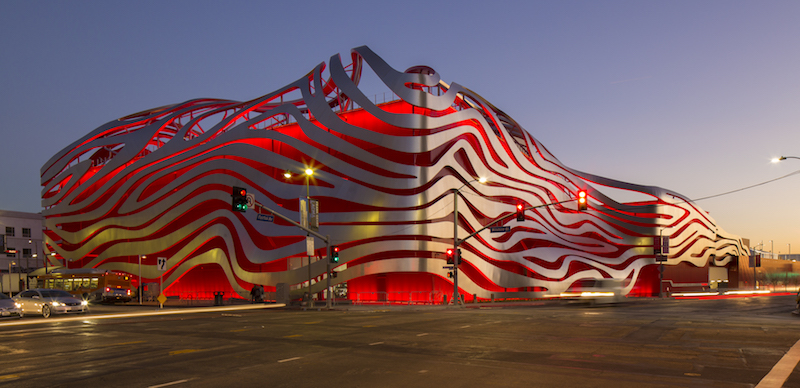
[40,46,747,301]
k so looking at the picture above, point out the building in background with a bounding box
[39,46,749,302]
[0,210,45,274]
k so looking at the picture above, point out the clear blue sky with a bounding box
[1,1,798,253]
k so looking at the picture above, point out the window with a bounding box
[22,228,31,238]
[23,248,31,258]
[5,227,13,237]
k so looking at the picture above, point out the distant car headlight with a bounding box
[81,300,88,306]
[51,302,64,307]
[14,303,21,309]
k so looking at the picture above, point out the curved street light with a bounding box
[772,156,800,163]
[452,176,487,305]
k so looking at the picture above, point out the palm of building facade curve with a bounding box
[40,46,747,301]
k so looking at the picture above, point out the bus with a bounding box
[37,269,134,303]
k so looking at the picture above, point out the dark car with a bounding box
[13,289,88,318]
[0,293,22,319]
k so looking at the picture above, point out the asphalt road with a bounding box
[1,295,800,387]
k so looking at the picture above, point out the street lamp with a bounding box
[284,168,315,198]
[452,176,487,305]
[284,167,316,305]
[772,156,800,163]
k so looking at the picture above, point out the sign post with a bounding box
[157,257,167,308]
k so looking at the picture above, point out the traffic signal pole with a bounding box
[252,201,333,309]
[453,189,460,305]
[451,197,579,306]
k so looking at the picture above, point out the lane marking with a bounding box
[460,325,471,328]
[169,349,202,356]
[283,334,302,338]
[278,357,302,363]
[115,341,146,345]
[417,333,429,337]
[756,338,800,388]
[0,304,285,328]
[148,379,189,388]
[369,342,384,346]
[0,374,20,381]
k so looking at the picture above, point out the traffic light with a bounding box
[516,203,525,221]
[331,271,338,278]
[331,245,340,263]
[231,186,247,212]
[446,248,454,265]
[457,248,462,265]
[447,271,454,278]
[577,190,588,211]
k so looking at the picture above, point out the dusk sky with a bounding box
[1,1,798,254]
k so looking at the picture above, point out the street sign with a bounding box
[306,236,314,256]
[299,198,308,228]
[246,193,255,209]
[256,213,274,222]
[157,257,167,271]
[442,266,453,270]
[308,198,319,231]
[490,226,510,233]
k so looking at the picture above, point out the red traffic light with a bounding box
[577,190,588,211]
[516,203,523,211]
[239,189,246,196]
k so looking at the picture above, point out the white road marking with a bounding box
[0,304,285,328]
[278,357,302,363]
[460,325,471,328]
[756,338,800,388]
[148,379,189,388]
[369,342,384,346]
[417,333,429,337]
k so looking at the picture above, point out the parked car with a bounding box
[0,293,22,319]
[13,289,89,318]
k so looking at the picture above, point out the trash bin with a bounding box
[214,291,224,306]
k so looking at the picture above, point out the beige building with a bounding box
[1,209,45,275]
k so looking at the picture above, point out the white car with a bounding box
[0,293,22,319]
[13,289,89,318]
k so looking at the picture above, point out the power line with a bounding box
[688,169,800,203]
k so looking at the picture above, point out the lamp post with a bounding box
[138,255,145,305]
[774,156,799,262]
[284,168,316,305]
[452,176,487,305]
